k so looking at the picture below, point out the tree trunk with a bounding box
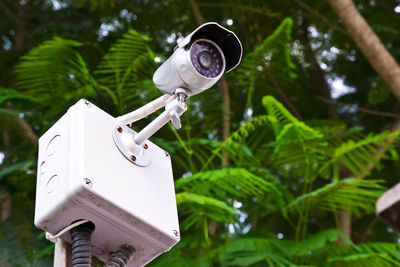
[1,192,13,221]
[221,78,231,167]
[327,0,400,102]
[302,17,352,242]
[302,18,338,119]
[0,0,32,221]
[265,69,303,120]
[327,0,400,242]
[15,0,29,51]
[188,0,232,235]
[188,0,231,168]
[1,130,13,222]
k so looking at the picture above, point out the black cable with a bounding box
[70,221,95,267]
[104,244,135,267]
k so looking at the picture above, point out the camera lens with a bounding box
[198,51,215,69]
[190,40,224,78]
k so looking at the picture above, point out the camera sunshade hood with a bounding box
[178,22,243,73]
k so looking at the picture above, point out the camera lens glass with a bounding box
[190,40,224,78]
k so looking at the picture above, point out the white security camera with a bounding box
[35,23,242,267]
[153,22,243,97]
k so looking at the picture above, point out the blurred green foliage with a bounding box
[2,0,400,266]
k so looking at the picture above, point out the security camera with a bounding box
[153,22,243,97]
[35,23,242,267]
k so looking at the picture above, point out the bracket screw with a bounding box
[84,178,92,188]
[165,152,169,157]
[130,155,136,162]
[84,100,91,107]
[143,143,148,149]
[117,126,123,133]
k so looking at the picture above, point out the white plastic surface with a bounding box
[34,99,180,266]
[116,94,174,125]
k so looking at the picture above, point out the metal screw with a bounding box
[165,152,169,157]
[84,178,92,188]
[143,143,148,149]
[130,155,136,162]
[84,100,91,107]
[173,230,179,237]
[117,126,123,133]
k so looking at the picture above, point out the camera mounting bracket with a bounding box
[113,89,189,166]
[112,123,152,166]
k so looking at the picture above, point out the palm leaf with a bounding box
[234,18,296,108]
[217,238,295,267]
[320,130,400,179]
[272,122,325,169]
[162,135,223,173]
[358,242,400,260]
[94,29,157,108]
[176,168,275,199]
[0,230,30,266]
[0,88,38,105]
[0,107,25,116]
[262,95,327,178]
[291,229,353,256]
[327,253,400,267]
[176,192,237,230]
[15,37,96,102]
[0,160,35,182]
[262,95,299,133]
[227,115,271,143]
[286,178,385,216]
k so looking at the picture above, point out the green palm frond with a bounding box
[291,229,353,257]
[358,242,400,260]
[0,230,30,266]
[320,130,400,180]
[222,141,262,167]
[0,107,24,116]
[15,37,96,102]
[272,122,325,171]
[152,254,209,267]
[262,95,299,133]
[162,135,222,172]
[309,119,348,147]
[291,234,400,265]
[0,160,35,183]
[234,18,296,108]
[227,115,271,143]
[0,88,38,105]
[286,178,385,216]
[198,115,273,171]
[176,192,237,230]
[176,168,274,199]
[94,29,157,107]
[262,95,326,178]
[327,253,400,267]
[217,238,295,267]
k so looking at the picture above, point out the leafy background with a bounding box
[1,0,400,266]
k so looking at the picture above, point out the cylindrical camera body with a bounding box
[153,39,225,96]
[153,22,242,97]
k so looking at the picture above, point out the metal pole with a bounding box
[54,238,98,267]
[54,238,71,267]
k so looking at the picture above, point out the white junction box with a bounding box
[34,99,180,266]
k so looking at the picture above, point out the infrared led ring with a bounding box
[190,40,225,78]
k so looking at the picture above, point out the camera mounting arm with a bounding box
[113,22,242,167]
[132,93,187,145]
[113,89,189,166]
